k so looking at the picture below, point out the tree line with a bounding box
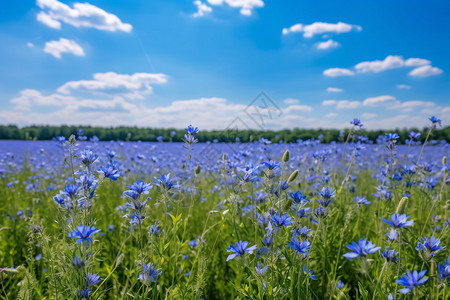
[0,124,449,144]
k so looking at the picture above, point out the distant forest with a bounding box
[0,125,449,144]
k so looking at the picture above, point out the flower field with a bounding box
[0,119,449,299]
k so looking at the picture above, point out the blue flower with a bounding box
[438,257,450,283]
[98,162,120,181]
[289,191,310,204]
[385,229,399,242]
[343,238,381,261]
[408,131,421,140]
[271,212,294,228]
[68,225,101,243]
[381,246,400,263]
[335,280,344,289]
[303,266,317,280]
[80,150,98,167]
[302,266,317,280]
[226,241,257,261]
[286,236,311,258]
[382,213,414,228]
[186,125,199,135]
[318,186,336,200]
[350,118,363,128]
[184,125,199,144]
[255,262,268,275]
[77,288,91,299]
[353,196,371,206]
[293,226,311,238]
[385,133,400,142]
[396,269,428,294]
[138,263,161,284]
[73,256,85,269]
[86,273,102,286]
[429,116,442,127]
[126,180,153,195]
[261,160,280,170]
[416,236,446,260]
[154,174,178,190]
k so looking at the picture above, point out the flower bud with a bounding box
[287,169,298,183]
[443,156,448,166]
[395,197,408,214]
[69,134,76,145]
[195,165,201,175]
[282,150,290,162]
[222,153,227,160]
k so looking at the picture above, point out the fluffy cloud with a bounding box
[323,68,355,77]
[44,38,85,58]
[27,42,35,48]
[316,39,339,50]
[36,0,132,32]
[408,65,443,77]
[326,55,443,78]
[363,95,399,107]
[327,87,343,92]
[322,99,360,109]
[396,84,411,89]
[57,72,168,99]
[282,22,362,37]
[193,1,212,17]
[206,0,264,16]
[354,55,430,73]
[362,113,377,119]
[284,98,299,104]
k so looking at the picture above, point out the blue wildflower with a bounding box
[350,118,363,128]
[438,257,450,284]
[126,180,153,195]
[335,280,344,289]
[98,162,120,181]
[396,269,428,294]
[271,212,294,228]
[77,288,91,299]
[386,229,399,242]
[289,191,310,204]
[86,273,102,286]
[303,266,317,280]
[73,256,85,269]
[382,213,414,228]
[381,246,400,263]
[68,225,101,243]
[154,174,178,190]
[286,236,311,258]
[138,263,161,284]
[226,241,257,261]
[255,262,268,275]
[80,150,98,167]
[343,238,381,261]
[416,236,446,260]
[429,116,442,127]
[353,195,371,206]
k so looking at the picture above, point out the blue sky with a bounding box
[0,0,449,130]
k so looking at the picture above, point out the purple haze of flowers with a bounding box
[226,241,257,261]
[343,238,381,261]
[396,269,428,294]
[68,225,101,243]
[382,213,414,228]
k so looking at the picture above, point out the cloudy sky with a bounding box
[0,0,449,130]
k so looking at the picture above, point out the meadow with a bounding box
[0,119,449,299]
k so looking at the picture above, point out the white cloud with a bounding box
[322,100,337,106]
[316,39,339,50]
[362,113,377,119]
[193,1,212,17]
[10,89,73,110]
[57,72,168,99]
[44,38,85,58]
[327,55,442,78]
[326,113,337,118]
[27,42,35,48]
[36,0,132,32]
[336,100,360,109]
[327,87,343,92]
[206,0,264,16]
[323,68,355,77]
[408,65,443,77]
[284,98,299,104]
[323,99,360,109]
[363,95,399,107]
[283,104,313,113]
[396,84,411,89]
[282,22,362,37]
